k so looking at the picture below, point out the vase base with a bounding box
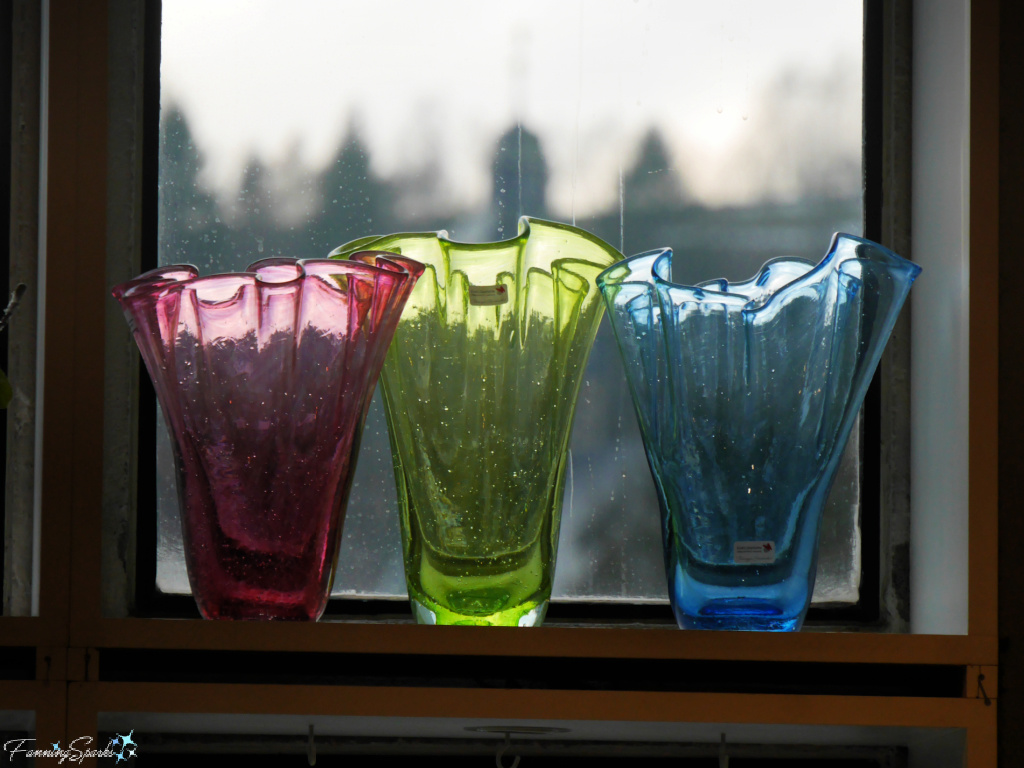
[410,596,548,627]
[196,598,320,621]
[674,598,804,631]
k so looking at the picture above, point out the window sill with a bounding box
[67,616,996,667]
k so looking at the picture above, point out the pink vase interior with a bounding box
[113,255,422,619]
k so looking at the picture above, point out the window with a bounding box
[1,0,998,763]
[147,0,886,621]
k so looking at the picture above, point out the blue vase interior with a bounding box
[597,233,921,630]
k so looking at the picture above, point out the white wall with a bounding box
[910,0,971,634]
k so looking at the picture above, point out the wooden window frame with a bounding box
[0,0,1000,763]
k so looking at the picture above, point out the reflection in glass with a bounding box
[332,219,620,625]
[598,236,919,629]
[117,257,420,619]
[157,0,865,608]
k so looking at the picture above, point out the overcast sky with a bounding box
[161,0,862,214]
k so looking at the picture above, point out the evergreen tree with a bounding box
[236,156,268,223]
[309,126,392,254]
[203,155,279,271]
[492,125,548,237]
[623,129,686,212]
[158,105,221,270]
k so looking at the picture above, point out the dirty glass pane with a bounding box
[156,0,864,606]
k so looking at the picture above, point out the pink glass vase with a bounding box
[113,255,422,620]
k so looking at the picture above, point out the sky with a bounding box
[161,0,863,214]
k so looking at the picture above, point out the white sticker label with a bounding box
[733,541,776,564]
[468,284,509,306]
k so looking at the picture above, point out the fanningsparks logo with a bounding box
[4,731,138,763]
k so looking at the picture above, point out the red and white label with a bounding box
[468,284,509,306]
[734,541,776,564]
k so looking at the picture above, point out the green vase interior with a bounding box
[331,218,621,626]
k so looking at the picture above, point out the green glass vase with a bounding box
[331,218,621,626]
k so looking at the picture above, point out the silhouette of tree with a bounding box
[158,105,220,270]
[207,155,283,270]
[236,156,269,222]
[308,125,393,254]
[151,106,864,604]
[623,129,686,212]
[492,125,548,237]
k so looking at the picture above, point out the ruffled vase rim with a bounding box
[597,231,922,315]
[329,216,624,263]
[113,254,420,302]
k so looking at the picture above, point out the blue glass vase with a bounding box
[597,234,921,631]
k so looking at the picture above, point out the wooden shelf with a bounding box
[73,617,996,666]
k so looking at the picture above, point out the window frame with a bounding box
[132,0,894,628]
[0,0,1002,761]
[11,0,994,662]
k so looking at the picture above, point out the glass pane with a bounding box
[157,0,864,606]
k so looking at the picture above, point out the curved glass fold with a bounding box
[113,255,423,620]
[597,233,921,630]
[331,217,622,626]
